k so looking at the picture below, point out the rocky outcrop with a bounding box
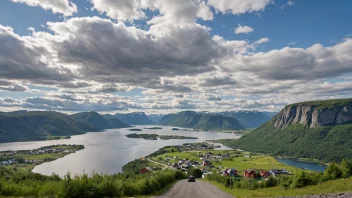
[274,101,352,129]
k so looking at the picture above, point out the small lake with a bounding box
[276,158,326,172]
[0,126,239,176]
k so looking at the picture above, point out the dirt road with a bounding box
[158,179,235,198]
[147,158,177,170]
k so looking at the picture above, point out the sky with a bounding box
[0,0,351,114]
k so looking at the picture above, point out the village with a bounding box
[141,142,293,180]
[0,145,84,168]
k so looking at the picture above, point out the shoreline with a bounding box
[0,144,85,176]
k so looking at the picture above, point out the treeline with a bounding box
[206,159,352,190]
[121,159,150,174]
[0,170,185,197]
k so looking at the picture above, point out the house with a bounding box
[269,169,280,176]
[244,169,257,178]
[140,167,153,174]
[228,168,238,176]
[222,168,238,176]
[259,170,270,178]
[203,160,210,166]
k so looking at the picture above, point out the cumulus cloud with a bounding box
[91,0,145,21]
[91,0,213,22]
[0,25,74,84]
[46,17,222,87]
[220,39,352,80]
[1,1,352,114]
[235,24,254,34]
[0,80,28,92]
[10,0,77,16]
[207,0,273,15]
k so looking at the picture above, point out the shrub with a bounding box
[323,163,342,181]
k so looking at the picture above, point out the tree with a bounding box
[293,171,310,188]
[323,163,342,180]
[192,169,203,178]
[340,159,352,178]
[187,167,195,177]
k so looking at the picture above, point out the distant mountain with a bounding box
[159,111,245,130]
[107,118,130,128]
[0,111,99,143]
[261,111,278,118]
[72,111,129,129]
[219,98,352,162]
[113,112,155,125]
[216,110,272,128]
[147,114,164,123]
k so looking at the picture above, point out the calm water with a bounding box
[276,158,326,172]
[0,126,239,176]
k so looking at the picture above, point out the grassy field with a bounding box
[207,177,352,198]
[152,149,300,175]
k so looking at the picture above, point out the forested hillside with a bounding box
[159,111,245,130]
[0,111,98,142]
[216,111,271,128]
[72,111,129,129]
[219,98,352,162]
[0,111,129,143]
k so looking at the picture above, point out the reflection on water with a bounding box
[276,158,326,172]
[0,126,239,176]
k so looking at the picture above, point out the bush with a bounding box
[192,169,203,178]
[323,163,342,181]
[340,159,352,178]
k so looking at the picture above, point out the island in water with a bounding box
[144,127,163,129]
[125,133,198,140]
[129,128,143,131]
[46,136,71,140]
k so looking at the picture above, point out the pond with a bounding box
[0,126,239,176]
[276,158,326,172]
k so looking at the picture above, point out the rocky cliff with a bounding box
[220,98,352,162]
[274,100,352,129]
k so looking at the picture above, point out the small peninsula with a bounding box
[125,133,198,140]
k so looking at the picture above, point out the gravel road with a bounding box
[158,179,235,198]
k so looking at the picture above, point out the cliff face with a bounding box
[274,102,352,129]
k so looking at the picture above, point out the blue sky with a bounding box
[2,0,351,47]
[0,0,351,113]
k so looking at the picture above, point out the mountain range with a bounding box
[159,111,246,130]
[214,110,273,128]
[147,114,164,123]
[73,111,130,129]
[219,98,352,162]
[104,112,155,125]
[0,111,130,143]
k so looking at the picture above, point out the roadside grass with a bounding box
[207,177,352,198]
[138,180,180,198]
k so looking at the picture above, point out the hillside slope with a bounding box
[0,111,99,142]
[220,98,352,162]
[159,111,245,130]
[72,111,129,129]
[217,111,271,128]
[147,114,164,123]
[114,112,155,125]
